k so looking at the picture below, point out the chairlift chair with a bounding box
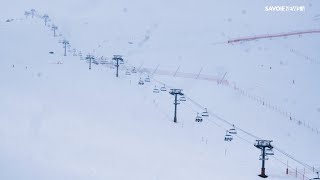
[131,67,137,73]
[160,85,167,91]
[138,78,144,85]
[179,95,186,102]
[153,86,160,93]
[195,113,203,122]
[100,60,107,65]
[229,124,237,135]
[145,76,151,82]
[125,69,131,75]
[224,131,233,141]
[259,155,269,160]
[265,148,274,156]
[224,134,233,141]
[311,172,320,180]
[92,60,99,65]
[201,108,209,117]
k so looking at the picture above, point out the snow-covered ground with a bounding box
[0,0,319,179]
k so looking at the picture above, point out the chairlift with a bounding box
[195,113,203,122]
[265,148,274,156]
[259,155,269,160]
[131,67,137,73]
[179,95,186,102]
[224,131,233,141]
[145,76,151,82]
[92,60,99,65]
[125,69,131,75]
[153,86,160,93]
[201,108,209,117]
[100,60,108,65]
[229,124,237,135]
[138,78,144,85]
[160,85,167,91]
[311,172,320,180]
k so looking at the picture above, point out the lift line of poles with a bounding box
[25,9,317,179]
[134,68,319,179]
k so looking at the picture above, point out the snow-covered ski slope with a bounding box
[0,0,319,179]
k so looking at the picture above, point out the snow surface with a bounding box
[0,0,319,179]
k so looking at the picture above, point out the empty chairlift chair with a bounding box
[131,67,137,73]
[125,69,131,75]
[224,131,233,141]
[145,76,151,82]
[201,108,209,117]
[153,86,160,93]
[160,84,167,92]
[259,154,269,160]
[179,95,186,102]
[228,124,237,135]
[195,113,203,122]
[265,148,274,156]
[138,78,144,85]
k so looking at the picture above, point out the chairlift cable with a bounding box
[114,58,319,175]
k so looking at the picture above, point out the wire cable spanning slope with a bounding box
[120,54,320,178]
[228,29,320,43]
